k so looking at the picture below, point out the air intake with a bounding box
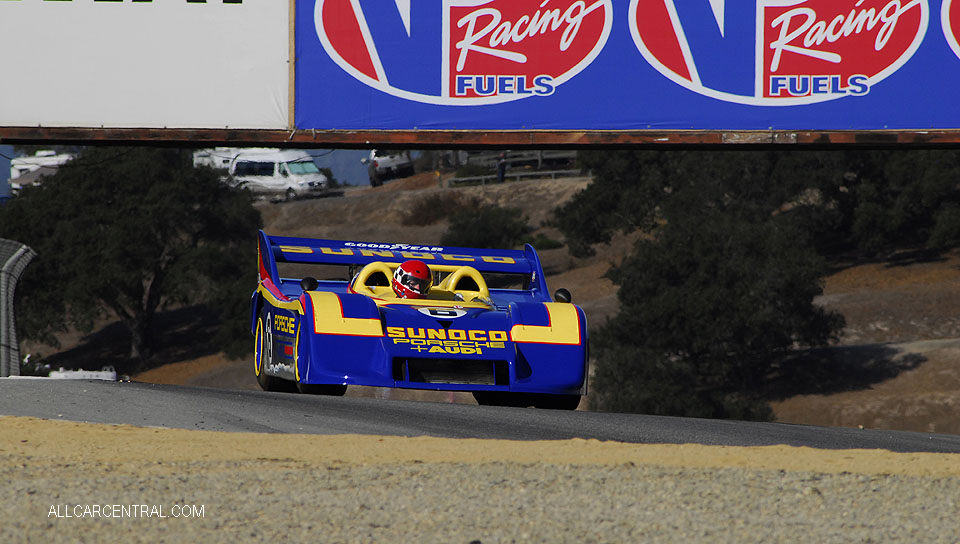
[394,358,509,386]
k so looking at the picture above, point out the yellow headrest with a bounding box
[352,261,490,302]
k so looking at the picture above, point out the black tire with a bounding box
[472,391,534,408]
[473,391,581,410]
[254,316,276,391]
[532,394,582,411]
[297,382,348,396]
[254,316,295,393]
[285,188,297,201]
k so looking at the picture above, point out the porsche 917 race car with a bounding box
[252,231,588,409]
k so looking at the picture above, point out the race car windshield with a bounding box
[398,271,429,294]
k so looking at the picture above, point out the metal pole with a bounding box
[0,265,7,377]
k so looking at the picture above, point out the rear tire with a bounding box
[254,316,295,393]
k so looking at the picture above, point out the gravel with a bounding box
[4,459,959,543]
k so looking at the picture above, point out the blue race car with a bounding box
[252,231,588,409]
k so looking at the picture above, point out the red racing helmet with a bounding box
[392,260,432,299]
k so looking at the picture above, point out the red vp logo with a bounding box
[630,0,929,106]
[943,0,960,60]
[314,0,612,105]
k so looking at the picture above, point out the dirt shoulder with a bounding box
[4,416,959,477]
[4,416,960,543]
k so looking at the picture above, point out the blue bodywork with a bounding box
[251,231,588,407]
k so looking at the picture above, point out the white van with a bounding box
[229,149,328,200]
[9,150,76,190]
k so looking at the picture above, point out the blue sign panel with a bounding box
[295,0,960,131]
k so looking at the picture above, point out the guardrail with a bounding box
[1,239,37,378]
[464,150,577,169]
[449,169,583,187]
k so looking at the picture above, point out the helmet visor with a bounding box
[396,270,430,295]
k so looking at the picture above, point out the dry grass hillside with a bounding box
[771,254,960,434]
[29,173,960,434]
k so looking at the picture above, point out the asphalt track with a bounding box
[2,379,960,453]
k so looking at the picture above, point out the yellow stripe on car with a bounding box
[257,284,304,312]
[510,304,581,345]
[308,292,384,337]
[294,318,301,382]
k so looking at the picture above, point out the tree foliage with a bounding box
[441,202,533,249]
[318,167,340,189]
[0,147,262,366]
[559,149,960,258]
[555,150,944,418]
[591,203,844,418]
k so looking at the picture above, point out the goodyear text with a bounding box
[279,245,516,264]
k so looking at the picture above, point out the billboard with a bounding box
[3,1,960,144]
[0,0,289,130]
[295,0,960,132]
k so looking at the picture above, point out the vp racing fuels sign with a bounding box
[294,1,960,131]
[631,0,928,105]
[313,0,613,104]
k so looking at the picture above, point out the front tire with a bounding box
[473,392,581,410]
[533,394,581,411]
[472,392,532,408]
[297,382,348,396]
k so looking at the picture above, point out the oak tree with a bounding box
[0,147,262,364]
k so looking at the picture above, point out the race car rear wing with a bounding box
[257,231,550,292]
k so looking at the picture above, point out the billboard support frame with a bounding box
[3,128,960,148]
[288,0,296,132]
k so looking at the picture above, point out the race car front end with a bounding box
[295,293,588,397]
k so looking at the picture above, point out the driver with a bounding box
[392,259,433,299]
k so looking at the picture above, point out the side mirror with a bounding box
[300,277,319,292]
[360,158,370,165]
[554,288,572,303]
